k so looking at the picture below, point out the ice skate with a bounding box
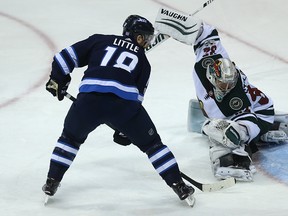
[171,180,195,207]
[42,178,60,196]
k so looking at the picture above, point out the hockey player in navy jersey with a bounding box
[43,15,195,205]
[155,8,288,182]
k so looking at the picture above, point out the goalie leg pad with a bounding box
[260,121,288,143]
[260,130,288,143]
[274,113,288,123]
[187,99,206,133]
[209,142,254,181]
[215,167,253,182]
[279,122,288,134]
[209,142,232,164]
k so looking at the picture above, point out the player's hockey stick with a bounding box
[64,91,236,192]
[65,92,76,102]
[144,0,215,53]
[181,172,236,192]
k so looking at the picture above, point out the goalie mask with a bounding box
[122,15,154,47]
[206,58,239,102]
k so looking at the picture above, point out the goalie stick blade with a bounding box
[180,172,236,192]
[201,177,236,192]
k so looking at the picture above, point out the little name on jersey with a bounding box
[113,38,139,53]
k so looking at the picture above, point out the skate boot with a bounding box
[171,180,195,207]
[42,178,60,196]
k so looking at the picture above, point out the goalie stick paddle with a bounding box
[144,0,216,53]
[181,172,236,192]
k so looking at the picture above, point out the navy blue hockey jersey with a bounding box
[51,34,151,102]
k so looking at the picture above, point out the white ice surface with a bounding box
[0,0,288,215]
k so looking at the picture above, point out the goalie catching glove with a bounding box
[202,119,249,149]
[46,75,71,101]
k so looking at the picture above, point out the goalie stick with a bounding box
[144,0,216,53]
[64,91,236,193]
[190,0,215,16]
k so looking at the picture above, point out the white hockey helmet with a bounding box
[206,58,238,102]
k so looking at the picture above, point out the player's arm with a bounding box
[193,23,230,62]
[46,35,98,100]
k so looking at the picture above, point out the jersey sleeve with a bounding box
[50,35,100,81]
[193,23,230,63]
[229,72,275,145]
[240,71,275,125]
[135,57,151,101]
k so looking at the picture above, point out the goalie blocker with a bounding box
[154,7,202,45]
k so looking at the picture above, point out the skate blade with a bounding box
[44,195,50,206]
[185,194,195,207]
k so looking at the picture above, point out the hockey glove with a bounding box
[113,130,132,146]
[202,119,249,149]
[46,75,71,101]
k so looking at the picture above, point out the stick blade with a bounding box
[201,177,236,192]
